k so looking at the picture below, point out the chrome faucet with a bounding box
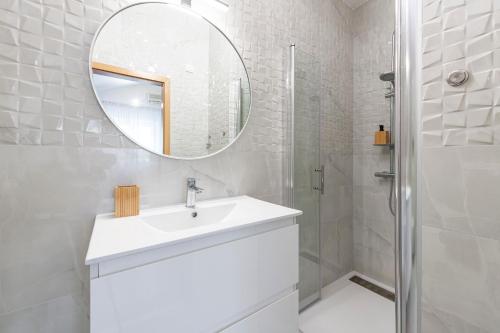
[186,178,203,208]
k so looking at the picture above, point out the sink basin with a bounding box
[85,196,302,265]
[143,203,236,232]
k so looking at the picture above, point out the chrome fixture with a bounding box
[447,69,469,87]
[313,165,325,194]
[375,171,396,178]
[379,71,395,84]
[186,178,204,208]
[395,0,421,331]
[385,88,395,99]
[374,33,396,217]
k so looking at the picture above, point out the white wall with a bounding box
[421,0,500,331]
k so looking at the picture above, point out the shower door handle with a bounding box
[313,165,324,194]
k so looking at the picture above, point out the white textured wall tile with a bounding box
[467,69,493,90]
[424,33,442,53]
[423,18,442,37]
[423,100,444,117]
[421,0,500,330]
[443,42,465,62]
[467,127,494,143]
[443,6,465,30]
[0,111,18,128]
[442,0,464,11]
[423,114,443,131]
[442,128,466,145]
[467,108,491,127]
[443,93,465,111]
[422,130,443,146]
[0,128,19,144]
[443,111,465,127]
[444,26,465,46]
[467,90,493,107]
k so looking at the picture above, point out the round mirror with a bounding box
[89,2,251,159]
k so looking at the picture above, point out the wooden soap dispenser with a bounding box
[374,125,390,145]
[114,185,140,217]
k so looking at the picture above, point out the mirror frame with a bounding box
[88,1,252,160]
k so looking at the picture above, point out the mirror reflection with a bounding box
[90,3,251,158]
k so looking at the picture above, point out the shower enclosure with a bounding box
[287,0,420,331]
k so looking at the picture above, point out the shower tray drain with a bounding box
[349,275,395,302]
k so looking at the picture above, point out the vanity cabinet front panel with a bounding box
[90,225,298,333]
[221,291,298,333]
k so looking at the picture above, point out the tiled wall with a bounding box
[421,0,500,331]
[318,0,355,287]
[0,0,354,331]
[422,0,500,146]
[352,0,396,287]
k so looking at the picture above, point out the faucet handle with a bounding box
[187,178,203,193]
[187,177,196,188]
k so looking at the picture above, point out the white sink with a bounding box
[143,203,236,232]
[85,196,302,265]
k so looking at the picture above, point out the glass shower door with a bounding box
[289,45,322,310]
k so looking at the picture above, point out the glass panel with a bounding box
[293,48,321,310]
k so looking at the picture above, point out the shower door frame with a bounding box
[394,0,421,332]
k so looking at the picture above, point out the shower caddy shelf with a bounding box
[373,143,394,148]
[373,143,395,178]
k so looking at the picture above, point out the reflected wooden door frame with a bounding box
[91,61,171,155]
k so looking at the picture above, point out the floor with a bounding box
[299,273,395,333]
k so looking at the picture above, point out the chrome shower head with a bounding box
[379,72,395,83]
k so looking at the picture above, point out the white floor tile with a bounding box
[299,275,395,333]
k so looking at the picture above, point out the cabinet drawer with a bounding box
[222,291,298,333]
[91,225,298,333]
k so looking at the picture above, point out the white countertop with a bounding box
[85,196,302,265]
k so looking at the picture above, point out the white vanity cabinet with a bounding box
[87,197,301,333]
[90,224,298,332]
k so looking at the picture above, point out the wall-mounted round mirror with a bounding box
[89,2,251,159]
